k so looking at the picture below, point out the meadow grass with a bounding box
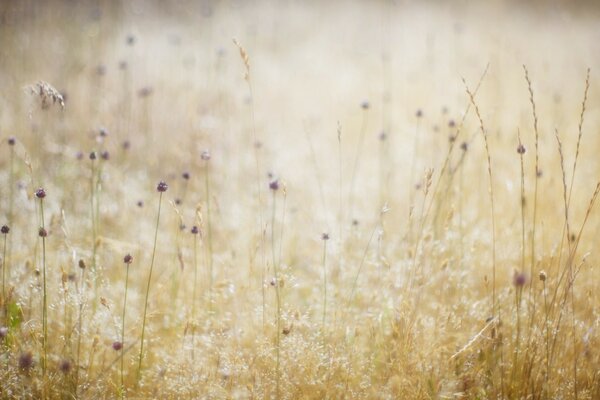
[0,1,599,399]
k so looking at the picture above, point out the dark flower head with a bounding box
[175,198,182,205]
[18,351,34,370]
[416,109,423,118]
[269,180,279,191]
[182,172,190,180]
[99,128,109,137]
[8,137,16,146]
[191,226,199,235]
[157,181,168,192]
[89,151,97,160]
[59,359,71,373]
[513,271,527,287]
[539,271,547,282]
[1,225,9,234]
[201,150,211,161]
[96,65,106,76]
[137,200,144,207]
[122,140,131,150]
[124,254,133,264]
[78,259,86,269]
[448,119,456,128]
[112,341,123,351]
[35,188,46,199]
[460,142,468,152]
[38,227,47,238]
[360,101,370,110]
[517,144,526,154]
[322,233,330,241]
[101,150,110,160]
[0,326,8,339]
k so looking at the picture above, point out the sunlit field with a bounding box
[1,0,600,398]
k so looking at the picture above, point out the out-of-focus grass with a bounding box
[0,1,599,398]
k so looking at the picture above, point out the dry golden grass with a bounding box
[0,1,599,398]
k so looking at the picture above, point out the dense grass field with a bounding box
[1,1,600,398]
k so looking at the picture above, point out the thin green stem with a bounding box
[121,263,130,398]
[271,191,281,399]
[2,234,7,323]
[138,192,163,381]
[75,263,86,396]
[204,162,213,312]
[192,233,198,360]
[91,159,97,273]
[40,199,47,377]
[322,239,328,336]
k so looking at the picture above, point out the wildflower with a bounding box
[157,181,168,192]
[513,271,527,287]
[18,351,34,370]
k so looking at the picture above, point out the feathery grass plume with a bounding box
[429,63,489,242]
[138,181,168,381]
[28,81,65,110]
[462,76,504,397]
[233,38,267,330]
[462,77,496,319]
[523,66,540,303]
